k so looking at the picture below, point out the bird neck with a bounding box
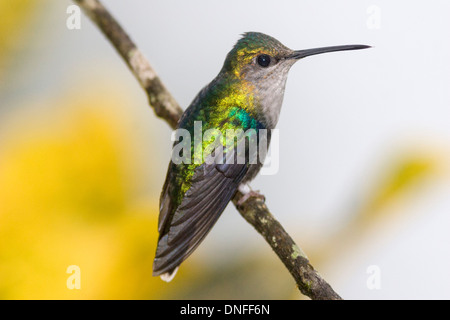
[214,72,284,129]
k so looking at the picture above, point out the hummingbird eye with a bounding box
[256,54,271,68]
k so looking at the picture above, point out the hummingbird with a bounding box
[153,32,369,281]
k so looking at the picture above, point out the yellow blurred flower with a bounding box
[0,0,44,79]
[0,88,171,299]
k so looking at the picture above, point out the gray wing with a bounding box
[152,159,248,276]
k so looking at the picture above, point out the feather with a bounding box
[153,160,248,276]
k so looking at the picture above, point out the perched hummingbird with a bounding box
[153,32,369,281]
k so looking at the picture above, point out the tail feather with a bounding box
[159,267,179,282]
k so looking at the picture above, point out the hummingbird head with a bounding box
[220,32,370,127]
[222,32,370,83]
[221,32,294,82]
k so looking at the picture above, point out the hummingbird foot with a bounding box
[237,184,266,206]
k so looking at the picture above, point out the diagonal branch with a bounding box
[232,191,341,300]
[74,0,342,300]
[75,0,182,128]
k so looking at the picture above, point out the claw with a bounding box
[237,189,265,206]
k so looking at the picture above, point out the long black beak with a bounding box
[288,44,371,60]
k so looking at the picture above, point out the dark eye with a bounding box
[257,54,271,67]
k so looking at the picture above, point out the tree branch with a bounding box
[232,191,341,300]
[75,0,182,128]
[74,0,342,300]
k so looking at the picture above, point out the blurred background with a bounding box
[1,0,450,299]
